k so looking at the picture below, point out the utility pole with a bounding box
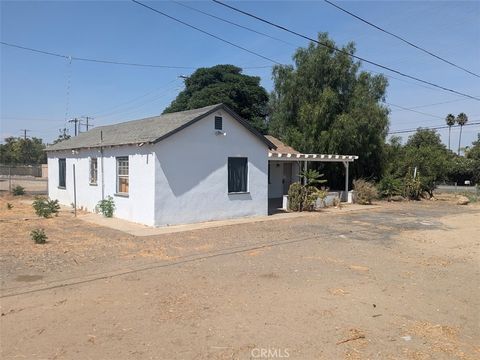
[81,116,94,131]
[68,118,79,136]
[20,129,31,140]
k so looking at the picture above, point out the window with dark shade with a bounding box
[116,156,129,194]
[228,157,248,193]
[214,116,223,130]
[58,158,66,188]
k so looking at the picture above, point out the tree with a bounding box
[396,129,450,197]
[456,112,468,155]
[268,33,389,187]
[445,113,456,151]
[466,134,480,183]
[0,137,46,164]
[52,128,71,144]
[163,64,269,133]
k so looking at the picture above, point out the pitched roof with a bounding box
[265,135,300,155]
[46,104,275,151]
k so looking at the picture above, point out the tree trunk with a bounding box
[458,125,463,155]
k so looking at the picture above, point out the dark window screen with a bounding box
[228,157,247,193]
[58,158,66,188]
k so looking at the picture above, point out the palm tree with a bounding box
[445,113,456,151]
[456,113,469,155]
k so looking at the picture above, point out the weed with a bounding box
[12,185,25,196]
[30,229,47,244]
[97,196,115,217]
[32,197,60,218]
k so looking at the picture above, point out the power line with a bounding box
[130,0,282,65]
[170,0,297,47]
[323,0,480,78]
[386,102,443,120]
[389,120,480,135]
[212,0,480,101]
[90,78,180,118]
[0,41,271,70]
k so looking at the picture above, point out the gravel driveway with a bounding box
[1,195,479,359]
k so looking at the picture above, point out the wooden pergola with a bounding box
[268,151,359,201]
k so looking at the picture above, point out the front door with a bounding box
[283,163,292,194]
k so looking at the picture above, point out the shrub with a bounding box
[403,172,422,200]
[30,229,47,244]
[378,176,402,201]
[32,197,60,218]
[12,185,25,196]
[353,179,378,205]
[288,182,304,211]
[7,203,13,210]
[97,196,115,217]
[288,182,328,211]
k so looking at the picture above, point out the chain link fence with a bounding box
[0,164,48,195]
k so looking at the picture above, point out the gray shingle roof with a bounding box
[46,104,275,151]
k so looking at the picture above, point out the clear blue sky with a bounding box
[1,0,479,149]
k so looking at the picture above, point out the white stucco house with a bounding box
[46,103,358,227]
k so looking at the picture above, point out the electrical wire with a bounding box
[389,121,480,134]
[212,0,480,101]
[0,41,271,70]
[130,0,282,65]
[171,0,297,47]
[323,0,480,78]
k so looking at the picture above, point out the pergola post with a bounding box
[303,160,307,185]
[344,161,349,202]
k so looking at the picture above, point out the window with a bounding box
[228,157,248,193]
[116,156,129,194]
[89,158,98,185]
[58,158,66,188]
[214,116,223,130]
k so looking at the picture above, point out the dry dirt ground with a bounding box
[0,194,479,360]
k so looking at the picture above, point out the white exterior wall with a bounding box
[47,145,155,226]
[268,161,301,199]
[153,109,269,226]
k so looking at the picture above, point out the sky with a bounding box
[1,0,479,150]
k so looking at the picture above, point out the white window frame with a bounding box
[116,156,129,195]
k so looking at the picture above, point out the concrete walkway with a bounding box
[78,203,381,237]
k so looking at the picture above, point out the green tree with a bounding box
[0,137,46,164]
[396,129,450,197]
[466,134,480,183]
[445,113,455,151]
[268,33,389,186]
[163,64,269,133]
[52,128,71,145]
[456,112,468,155]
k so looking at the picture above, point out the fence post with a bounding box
[8,166,12,193]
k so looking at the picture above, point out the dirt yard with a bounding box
[1,194,479,359]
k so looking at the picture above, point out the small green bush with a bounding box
[353,179,378,205]
[378,176,402,201]
[30,229,47,244]
[32,197,60,218]
[288,182,327,211]
[97,196,115,217]
[12,185,25,196]
[7,203,13,210]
